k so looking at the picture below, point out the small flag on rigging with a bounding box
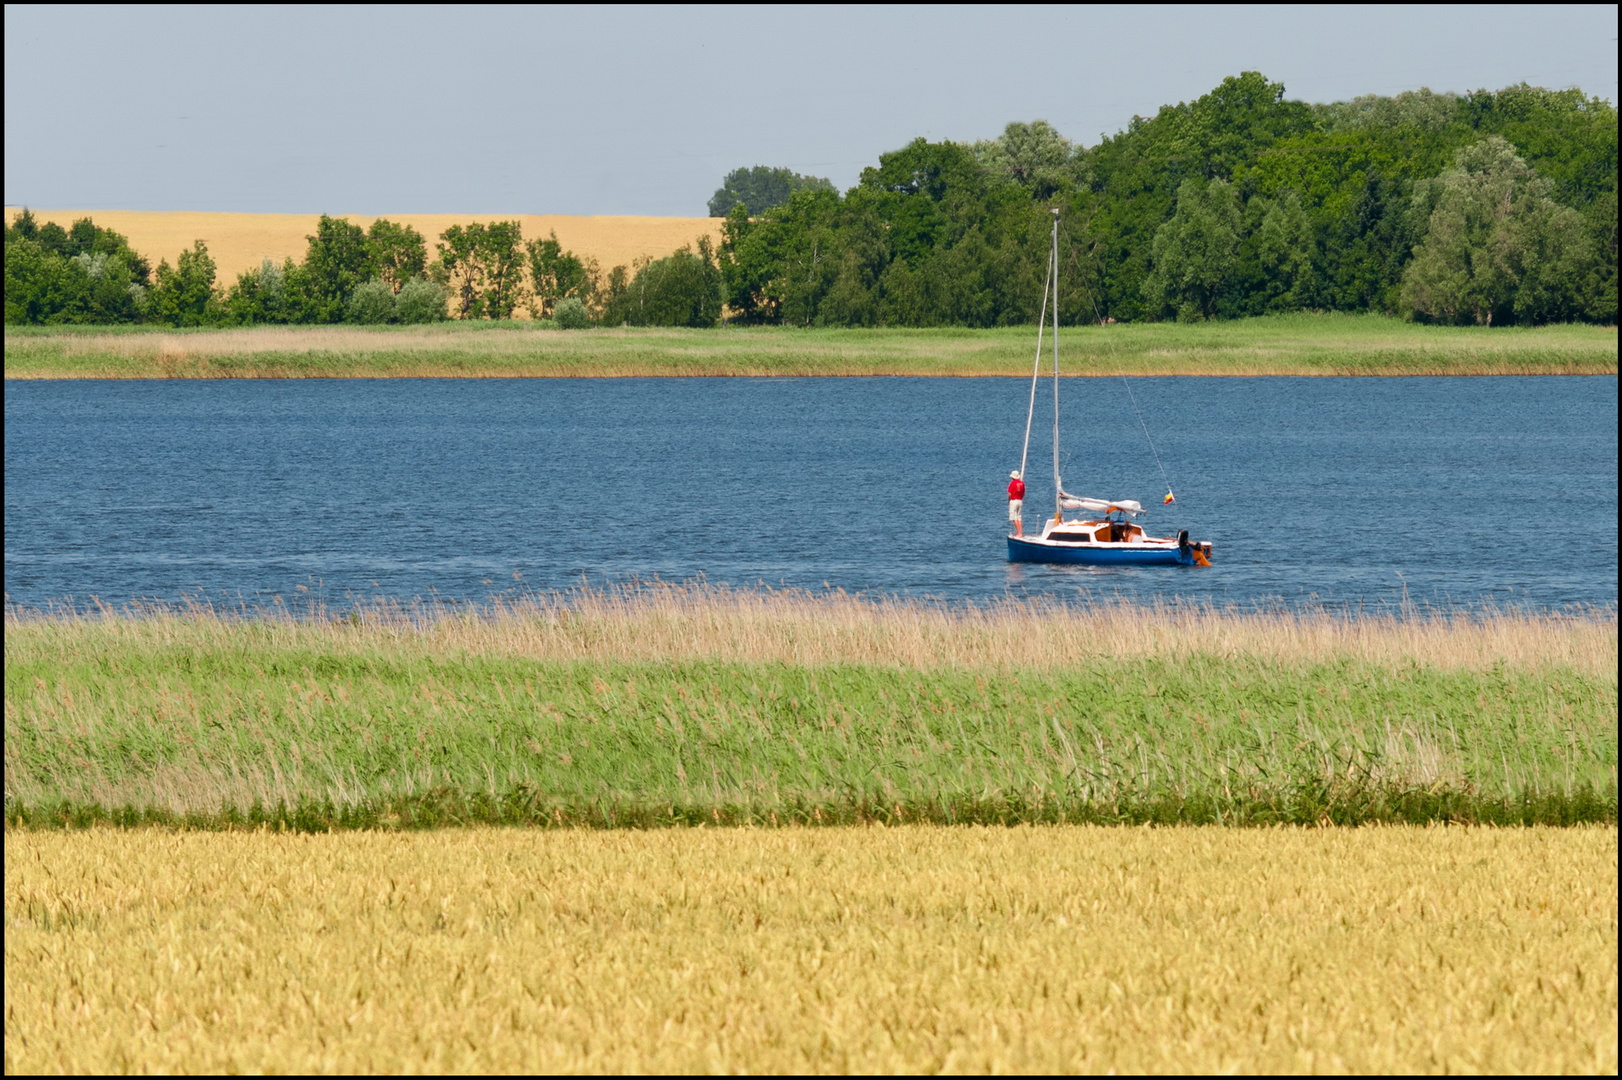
[1163,490,1176,505]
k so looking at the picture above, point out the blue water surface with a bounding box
[4,376,1616,612]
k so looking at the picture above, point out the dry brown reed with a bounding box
[460,584,1619,676]
[18,583,1615,678]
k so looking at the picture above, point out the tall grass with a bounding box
[7,314,1617,378]
[6,588,1614,827]
[392,582,1620,675]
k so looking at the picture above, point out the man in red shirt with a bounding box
[1007,470,1026,535]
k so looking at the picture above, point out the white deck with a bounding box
[1012,517,1180,548]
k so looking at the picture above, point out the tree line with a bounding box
[713,74,1614,327]
[3,211,619,328]
[6,72,1614,328]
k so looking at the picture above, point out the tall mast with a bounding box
[1050,210,1061,521]
[1018,234,1053,485]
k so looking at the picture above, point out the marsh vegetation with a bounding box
[7,587,1614,827]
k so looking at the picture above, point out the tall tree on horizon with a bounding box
[708,166,835,217]
[1401,135,1597,325]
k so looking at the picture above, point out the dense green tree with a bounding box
[772,192,845,326]
[6,212,147,266]
[973,120,1079,198]
[1461,85,1617,212]
[1250,124,1443,306]
[3,239,143,325]
[718,188,843,323]
[553,295,590,328]
[707,166,835,217]
[3,212,154,325]
[718,203,767,321]
[35,220,71,253]
[1584,194,1617,323]
[1142,178,1243,320]
[707,74,1611,328]
[600,238,722,327]
[815,250,880,327]
[717,138,1053,328]
[394,277,448,324]
[1227,191,1317,315]
[6,208,40,241]
[347,279,397,324]
[526,231,594,318]
[1315,88,1463,133]
[435,221,525,319]
[1084,72,1316,320]
[812,195,888,327]
[75,253,149,322]
[149,241,219,327]
[3,239,65,324]
[366,219,427,293]
[224,258,295,325]
[860,137,989,205]
[1458,86,1618,323]
[65,218,145,275]
[1401,136,1597,324]
[289,215,373,323]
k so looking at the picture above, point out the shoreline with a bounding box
[7,316,1616,379]
[9,368,1617,379]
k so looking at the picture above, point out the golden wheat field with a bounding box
[6,826,1616,1073]
[10,209,724,286]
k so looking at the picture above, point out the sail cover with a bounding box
[1060,493,1145,516]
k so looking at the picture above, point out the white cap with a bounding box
[1010,470,1022,479]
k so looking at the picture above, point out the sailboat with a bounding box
[1007,211,1213,567]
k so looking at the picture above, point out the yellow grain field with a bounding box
[9,208,723,286]
[6,826,1615,1073]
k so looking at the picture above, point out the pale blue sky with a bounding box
[5,4,1616,216]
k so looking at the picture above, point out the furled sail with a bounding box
[1059,492,1145,516]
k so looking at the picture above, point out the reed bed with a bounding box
[6,588,1614,827]
[7,314,1616,378]
[6,825,1615,1073]
[24,582,1610,675]
[421,583,1621,677]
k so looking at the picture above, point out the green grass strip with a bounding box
[7,635,1614,828]
[7,314,1617,378]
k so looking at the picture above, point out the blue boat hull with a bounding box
[1007,535,1197,565]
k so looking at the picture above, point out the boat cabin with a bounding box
[1042,519,1146,545]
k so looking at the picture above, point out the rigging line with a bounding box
[1055,221,1171,502]
[1019,239,1055,482]
[1119,375,1175,499]
[1057,218,1104,326]
[1051,214,1062,518]
[1053,217,1167,501]
[1053,219,1172,505]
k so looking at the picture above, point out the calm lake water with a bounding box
[5,377,1617,613]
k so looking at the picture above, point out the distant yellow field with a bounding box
[6,826,1615,1073]
[7,208,723,286]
